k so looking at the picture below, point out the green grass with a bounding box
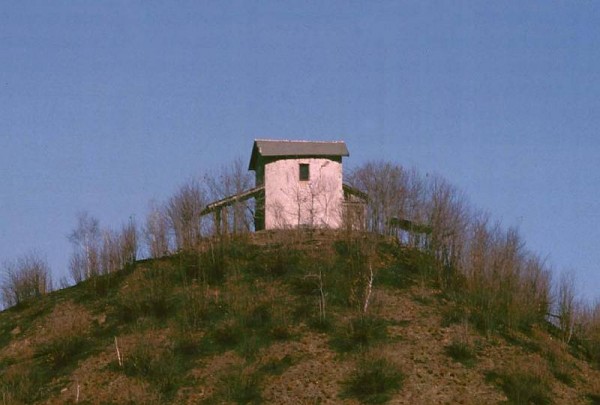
[211,319,243,348]
[0,364,49,404]
[544,349,575,387]
[587,393,600,405]
[341,357,404,404]
[115,265,176,324]
[377,265,413,289]
[121,341,183,398]
[214,365,263,404]
[307,315,333,332]
[486,369,552,405]
[205,310,287,360]
[445,340,477,368]
[4,232,597,404]
[245,248,303,279]
[259,355,294,376]
[440,303,468,327]
[35,334,91,371]
[330,316,389,353]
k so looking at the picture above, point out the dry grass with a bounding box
[340,355,404,403]
[33,302,93,371]
[1,233,600,404]
[486,359,553,405]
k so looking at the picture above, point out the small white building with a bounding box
[203,139,366,232]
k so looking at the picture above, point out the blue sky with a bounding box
[1,1,599,300]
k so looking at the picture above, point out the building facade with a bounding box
[203,139,365,232]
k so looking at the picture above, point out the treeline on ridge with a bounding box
[1,158,599,366]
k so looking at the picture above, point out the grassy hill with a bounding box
[1,230,599,404]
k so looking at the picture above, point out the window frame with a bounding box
[299,163,310,181]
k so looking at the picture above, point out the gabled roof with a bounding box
[249,139,349,170]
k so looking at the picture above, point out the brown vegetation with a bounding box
[2,158,600,404]
[1,251,52,308]
[1,232,599,404]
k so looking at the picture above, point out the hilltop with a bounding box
[1,230,599,404]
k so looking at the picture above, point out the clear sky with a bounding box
[1,1,599,301]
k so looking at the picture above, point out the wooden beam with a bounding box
[201,185,265,216]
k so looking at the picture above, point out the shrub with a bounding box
[440,303,469,327]
[212,320,243,348]
[486,369,552,405]
[377,265,412,289]
[259,355,294,376]
[217,366,263,404]
[1,252,52,308]
[237,334,271,360]
[237,303,284,359]
[341,357,404,404]
[587,377,600,405]
[222,237,255,260]
[307,315,333,332]
[330,316,388,353]
[460,223,551,335]
[123,340,155,377]
[175,282,223,333]
[36,334,88,370]
[122,341,181,397]
[289,275,318,297]
[328,240,372,309]
[34,303,92,371]
[396,248,437,282]
[587,393,600,405]
[543,346,574,387]
[445,339,477,368]
[244,303,272,329]
[572,300,600,367]
[116,265,174,322]
[0,364,47,404]
[551,367,574,387]
[188,249,226,285]
[269,323,292,340]
[246,248,303,279]
[83,265,130,298]
[173,330,204,357]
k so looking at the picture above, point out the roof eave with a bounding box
[248,139,349,171]
[248,141,260,171]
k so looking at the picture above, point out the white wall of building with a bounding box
[264,158,344,229]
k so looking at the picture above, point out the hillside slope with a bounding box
[1,230,599,404]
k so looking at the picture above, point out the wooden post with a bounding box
[222,206,229,235]
[215,208,221,235]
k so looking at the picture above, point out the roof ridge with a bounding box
[254,139,346,144]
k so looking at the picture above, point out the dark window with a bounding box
[299,163,309,181]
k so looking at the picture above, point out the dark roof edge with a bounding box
[248,139,349,171]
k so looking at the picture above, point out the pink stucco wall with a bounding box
[264,158,344,229]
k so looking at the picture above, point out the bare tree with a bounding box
[100,228,121,275]
[68,212,101,282]
[144,200,171,258]
[347,161,409,234]
[555,272,578,343]
[461,214,551,332]
[167,179,206,251]
[119,217,138,265]
[348,162,471,264]
[573,299,600,364]
[425,175,470,280]
[1,251,52,308]
[205,157,254,233]
[99,218,138,274]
